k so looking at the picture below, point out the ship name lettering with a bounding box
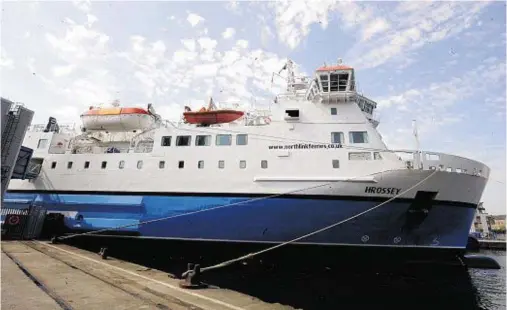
[364,187,402,195]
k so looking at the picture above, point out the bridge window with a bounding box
[332,160,340,168]
[330,108,337,115]
[195,135,211,146]
[240,160,246,169]
[261,160,268,169]
[84,161,90,169]
[159,161,165,169]
[216,134,232,146]
[349,152,372,160]
[179,161,185,169]
[320,75,329,92]
[331,132,344,144]
[330,74,339,92]
[176,136,191,146]
[137,160,143,169]
[218,160,225,169]
[198,160,204,169]
[374,152,383,160]
[37,139,48,149]
[161,136,172,146]
[67,162,73,169]
[101,161,107,169]
[236,134,248,145]
[349,131,368,143]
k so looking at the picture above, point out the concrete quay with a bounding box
[1,241,293,310]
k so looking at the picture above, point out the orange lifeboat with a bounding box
[183,97,244,125]
[81,106,155,131]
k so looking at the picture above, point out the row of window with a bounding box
[162,134,248,147]
[331,131,369,144]
[49,151,383,171]
[51,159,269,170]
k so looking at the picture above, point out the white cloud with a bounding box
[72,0,91,13]
[187,13,204,27]
[52,64,76,77]
[222,27,236,39]
[86,14,98,27]
[236,39,249,49]
[0,49,14,69]
[181,39,196,52]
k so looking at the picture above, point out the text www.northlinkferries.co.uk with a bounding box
[268,143,343,150]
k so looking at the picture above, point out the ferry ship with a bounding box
[4,59,490,264]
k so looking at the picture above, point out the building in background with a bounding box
[470,202,491,237]
[490,215,506,233]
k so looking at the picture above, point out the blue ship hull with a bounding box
[3,191,477,251]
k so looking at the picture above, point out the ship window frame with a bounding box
[236,134,248,145]
[84,161,90,169]
[198,160,204,169]
[330,107,337,115]
[216,134,232,146]
[176,135,191,146]
[50,161,57,169]
[373,152,383,160]
[161,136,172,147]
[349,131,369,144]
[195,135,211,146]
[179,161,185,169]
[137,160,143,169]
[239,160,246,169]
[218,160,225,169]
[331,132,344,144]
[348,152,372,161]
[159,161,165,169]
[101,161,107,169]
[261,160,268,169]
[119,160,125,169]
[67,161,73,169]
[37,139,48,149]
[332,160,340,168]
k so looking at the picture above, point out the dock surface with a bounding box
[1,241,292,310]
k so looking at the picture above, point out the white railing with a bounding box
[392,149,490,178]
[28,123,78,134]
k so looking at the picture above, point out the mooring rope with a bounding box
[56,169,398,241]
[194,169,438,274]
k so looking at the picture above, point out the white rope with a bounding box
[198,169,438,273]
[57,169,397,241]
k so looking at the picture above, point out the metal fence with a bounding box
[1,205,47,240]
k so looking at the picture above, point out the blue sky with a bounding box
[1,0,505,214]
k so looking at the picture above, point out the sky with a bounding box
[0,0,505,214]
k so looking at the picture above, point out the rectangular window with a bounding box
[195,135,211,146]
[331,132,344,144]
[240,160,246,169]
[320,74,329,92]
[119,160,125,169]
[198,160,204,169]
[178,161,184,169]
[373,152,382,160]
[159,161,165,169]
[216,134,232,146]
[349,131,369,143]
[261,160,268,169]
[330,108,337,115]
[348,152,372,160]
[176,135,191,146]
[236,134,248,145]
[101,161,107,169]
[84,161,90,169]
[332,160,340,168]
[67,162,73,169]
[137,160,143,169]
[218,160,225,169]
[51,161,57,169]
[161,136,172,146]
[37,139,48,149]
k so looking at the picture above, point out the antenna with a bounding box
[337,58,343,65]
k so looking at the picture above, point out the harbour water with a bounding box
[469,250,506,310]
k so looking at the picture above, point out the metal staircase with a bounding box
[1,105,21,183]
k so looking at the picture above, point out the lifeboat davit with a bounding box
[183,110,244,125]
[81,107,156,132]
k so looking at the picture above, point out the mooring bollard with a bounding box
[179,263,207,289]
[98,247,108,260]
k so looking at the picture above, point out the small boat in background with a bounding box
[183,97,244,125]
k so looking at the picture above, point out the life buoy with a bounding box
[7,215,20,226]
[263,117,271,124]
